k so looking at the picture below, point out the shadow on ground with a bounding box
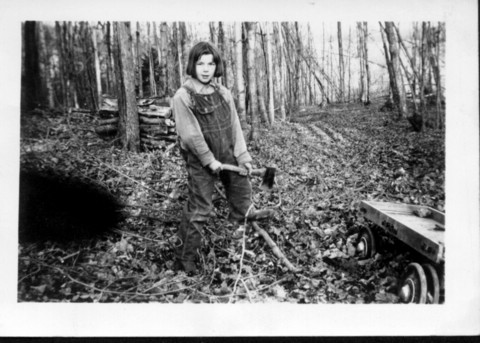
[19,169,124,243]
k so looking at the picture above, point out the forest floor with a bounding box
[18,100,445,303]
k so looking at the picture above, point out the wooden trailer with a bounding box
[357,200,445,304]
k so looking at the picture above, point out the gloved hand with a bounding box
[240,162,253,176]
[208,160,222,173]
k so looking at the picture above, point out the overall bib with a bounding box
[175,85,252,265]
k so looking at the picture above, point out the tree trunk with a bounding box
[218,22,227,86]
[37,22,55,108]
[337,22,345,102]
[54,22,68,109]
[91,24,102,107]
[256,26,268,126]
[322,23,327,103]
[104,22,115,96]
[159,22,169,95]
[22,21,42,112]
[178,22,187,86]
[209,22,218,45]
[147,22,157,96]
[246,22,259,142]
[294,23,302,110]
[428,23,444,128]
[113,22,140,152]
[281,23,294,113]
[180,22,190,79]
[379,22,395,102]
[356,23,365,102]
[135,22,144,98]
[419,22,429,113]
[394,23,420,90]
[347,26,352,102]
[384,21,408,119]
[234,22,247,127]
[274,23,286,120]
[363,22,371,104]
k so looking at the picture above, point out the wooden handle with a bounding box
[220,164,266,176]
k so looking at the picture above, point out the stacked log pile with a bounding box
[95,97,119,137]
[137,98,176,149]
[95,96,176,149]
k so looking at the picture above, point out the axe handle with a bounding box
[220,164,266,176]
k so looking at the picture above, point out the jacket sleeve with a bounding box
[172,88,216,167]
[224,89,252,165]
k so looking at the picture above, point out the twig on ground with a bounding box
[251,221,302,273]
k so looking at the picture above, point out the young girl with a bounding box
[172,41,273,275]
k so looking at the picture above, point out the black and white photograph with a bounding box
[0,0,478,338]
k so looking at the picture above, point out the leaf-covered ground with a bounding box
[18,101,445,303]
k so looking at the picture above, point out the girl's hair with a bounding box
[186,41,224,78]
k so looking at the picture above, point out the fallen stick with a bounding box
[251,221,302,273]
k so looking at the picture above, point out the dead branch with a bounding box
[251,221,302,273]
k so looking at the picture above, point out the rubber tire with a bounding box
[422,263,440,304]
[357,227,377,259]
[398,262,428,304]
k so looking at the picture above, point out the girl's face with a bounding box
[195,54,216,84]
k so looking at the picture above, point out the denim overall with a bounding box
[175,85,252,266]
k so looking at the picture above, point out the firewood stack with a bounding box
[95,96,177,149]
[95,97,119,137]
[137,98,176,149]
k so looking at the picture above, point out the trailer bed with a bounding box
[360,201,445,264]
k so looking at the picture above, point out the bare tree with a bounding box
[274,22,286,120]
[384,21,408,119]
[159,22,168,96]
[91,23,102,107]
[234,22,247,126]
[104,22,116,96]
[37,22,55,108]
[175,22,184,86]
[147,22,157,96]
[22,21,42,111]
[135,22,143,98]
[113,22,140,152]
[337,22,345,102]
[246,22,259,141]
[264,22,275,124]
[362,22,371,104]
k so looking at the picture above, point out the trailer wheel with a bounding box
[422,263,440,304]
[356,227,377,259]
[398,262,427,304]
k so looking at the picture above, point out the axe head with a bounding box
[260,167,276,190]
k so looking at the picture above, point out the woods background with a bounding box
[1,0,479,337]
[21,20,445,149]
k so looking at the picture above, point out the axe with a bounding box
[220,164,276,190]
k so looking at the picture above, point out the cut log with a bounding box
[138,105,171,118]
[98,110,119,118]
[137,99,155,107]
[141,133,177,142]
[140,125,169,134]
[98,117,119,125]
[140,136,177,144]
[139,116,168,125]
[95,124,118,135]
